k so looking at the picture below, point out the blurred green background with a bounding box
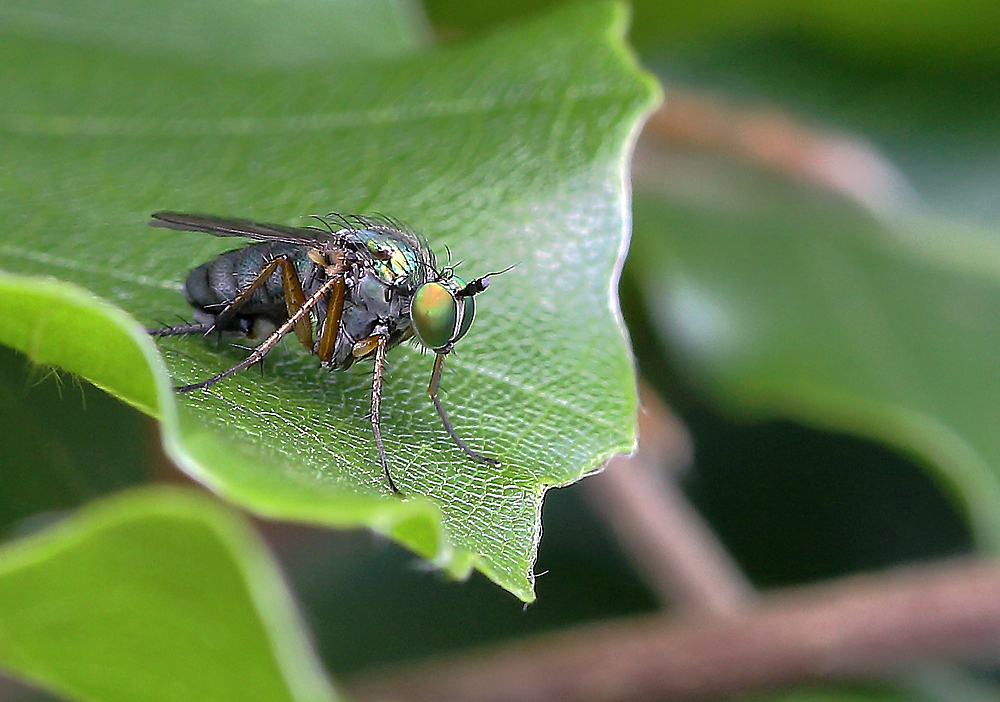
[4,0,1000,699]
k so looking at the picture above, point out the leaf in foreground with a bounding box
[0,487,338,702]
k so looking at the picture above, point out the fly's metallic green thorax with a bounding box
[147,211,504,495]
[350,224,435,288]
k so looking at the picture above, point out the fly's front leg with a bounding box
[428,352,499,466]
[352,329,399,494]
[312,248,346,364]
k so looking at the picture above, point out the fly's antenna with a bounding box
[482,263,518,278]
[457,263,517,298]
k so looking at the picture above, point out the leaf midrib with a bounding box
[4,83,642,138]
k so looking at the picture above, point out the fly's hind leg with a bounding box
[174,260,344,392]
[147,320,216,337]
[148,255,313,348]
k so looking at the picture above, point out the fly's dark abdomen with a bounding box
[183,242,316,328]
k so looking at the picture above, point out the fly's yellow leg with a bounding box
[315,249,346,363]
[277,258,313,349]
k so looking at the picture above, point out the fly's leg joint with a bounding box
[307,248,325,267]
[352,335,381,359]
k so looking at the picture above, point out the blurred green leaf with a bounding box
[0,0,659,601]
[738,685,915,702]
[426,1,1000,226]
[630,162,1000,548]
[424,0,1000,67]
[0,487,339,702]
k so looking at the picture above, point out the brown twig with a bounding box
[584,384,753,614]
[347,558,1000,702]
[640,90,917,213]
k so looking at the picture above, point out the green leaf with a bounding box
[0,487,339,702]
[629,169,1000,548]
[0,275,165,418]
[0,0,429,67]
[0,1,660,601]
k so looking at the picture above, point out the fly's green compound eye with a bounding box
[455,294,475,342]
[451,276,476,343]
[412,282,458,350]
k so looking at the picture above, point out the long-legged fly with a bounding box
[147,211,508,494]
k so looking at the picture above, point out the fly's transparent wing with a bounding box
[150,212,335,245]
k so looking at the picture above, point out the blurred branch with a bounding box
[347,558,1000,702]
[584,384,753,614]
[641,90,918,213]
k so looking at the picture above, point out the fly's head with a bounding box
[410,265,513,353]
